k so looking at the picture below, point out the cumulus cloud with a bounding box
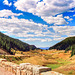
[0,9,23,17]
[73,14,75,17]
[0,17,48,37]
[64,16,70,19]
[50,26,75,36]
[20,38,52,42]
[0,10,49,38]
[68,18,73,21]
[0,9,75,43]
[42,14,67,25]
[0,16,75,42]
[68,9,75,12]
[0,15,53,42]
[14,0,75,24]
[53,37,66,41]
[64,16,73,21]
[0,17,75,42]
[14,0,75,16]
[3,0,12,6]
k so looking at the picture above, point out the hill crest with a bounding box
[0,32,37,54]
[49,36,75,50]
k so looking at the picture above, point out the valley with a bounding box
[0,32,75,74]
[0,49,75,74]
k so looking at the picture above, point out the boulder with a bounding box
[40,71,64,75]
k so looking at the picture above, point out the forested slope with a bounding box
[49,37,75,50]
[0,32,36,54]
[49,37,75,56]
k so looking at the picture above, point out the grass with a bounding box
[46,58,71,70]
[1,49,74,74]
[54,69,75,75]
[56,59,71,65]
[47,64,62,70]
[68,70,75,75]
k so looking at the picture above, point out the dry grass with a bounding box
[54,63,75,75]
[12,50,71,66]
[15,55,58,65]
[1,49,74,74]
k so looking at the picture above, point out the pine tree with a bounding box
[71,46,74,57]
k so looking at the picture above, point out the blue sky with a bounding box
[0,0,75,47]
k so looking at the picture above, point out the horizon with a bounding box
[0,0,75,47]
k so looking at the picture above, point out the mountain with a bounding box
[0,32,36,54]
[49,36,75,50]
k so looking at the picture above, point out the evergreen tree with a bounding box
[0,32,36,54]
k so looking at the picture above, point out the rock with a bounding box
[0,60,64,75]
[16,67,21,75]
[12,64,18,74]
[40,71,64,75]
[0,58,7,63]
[21,70,26,75]
[20,63,30,70]
[33,65,51,75]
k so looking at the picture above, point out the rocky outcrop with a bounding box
[0,58,64,75]
[40,71,64,75]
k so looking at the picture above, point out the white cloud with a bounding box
[73,14,75,17]
[14,0,75,16]
[0,16,75,42]
[53,37,66,41]
[14,0,75,24]
[0,15,75,43]
[20,38,52,42]
[0,10,64,42]
[3,0,12,6]
[68,18,73,21]
[0,9,75,44]
[50,26,75,36]
[19,25,75,42]
[68,9,75,12]
[48,26,75,41]
[0,10,49,38]
[64,16,73,21]
[64,16,70,19]
[0,17,47,37]
[0,9,23,17]
[42,14,67,25]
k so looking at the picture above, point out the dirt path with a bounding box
[0,67,15,75]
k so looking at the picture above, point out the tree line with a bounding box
[49,37,75,56]
[0,32,36,54]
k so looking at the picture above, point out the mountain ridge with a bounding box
[0,32,37,54]
[49,36,75,50]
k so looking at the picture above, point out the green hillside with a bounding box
[0,32,36,54]
[49,37,75,56]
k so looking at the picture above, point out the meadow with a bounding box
[1,49,75,74]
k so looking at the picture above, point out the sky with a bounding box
[0,0,75,48]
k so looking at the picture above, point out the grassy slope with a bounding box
[0,49,75,74]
